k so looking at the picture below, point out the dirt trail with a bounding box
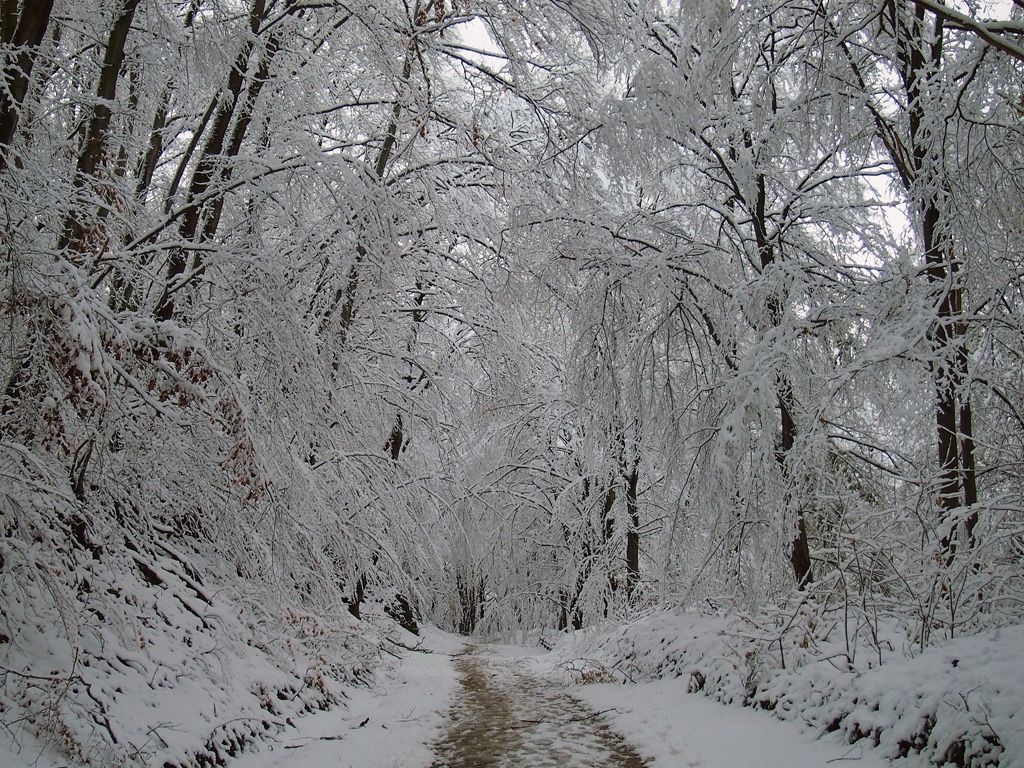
[430,648,647,768]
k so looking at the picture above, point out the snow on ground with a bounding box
[574,676,891,768]
[0,636,891,768]
[2,734,79,768]
[7,613,1023,767]
[1,625,461,768]
[225,658,452,768]
[547,609,1024,768]
[223,627,461,768]
[1,563,380,767]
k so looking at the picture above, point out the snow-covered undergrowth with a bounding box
[553,606,1023,767]
[0,447,395,768]
[1,552,384,768]
[1,557,393,767]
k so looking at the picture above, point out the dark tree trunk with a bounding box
[751,139,813,587]
[560,476,593,630]
[779,378,812,587]
[455,571,484,635]
[134,87,171,203]
[316,52,412,347]
[60,0,142,255]
[385,594,419,635]
[625,462,640,599]
[838,4,978,558]
[892,1,978,557]
[110,86,173,311]
[601,480,616,614]
[0,0,55,172]
[347,574,366,619]
[601,484,615,548]
[960,395,979,544]
[156,0,271,321]
[384,414,404,460]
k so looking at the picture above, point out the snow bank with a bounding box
[0,416,438,768]
[228,626,461,768]
[0,496,392,768]
[1,558,387,767]
[551,608,1023,767]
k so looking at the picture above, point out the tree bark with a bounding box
[835,3,978,557]
[60,0,142,256]
[384,414,404,460]
[317,51,414,346]
[892,0,978,555]
[624,461,640,598]
[750,134,813,587]
[778,377,812,587]
[0,0,55,172]
[156,0,272,321]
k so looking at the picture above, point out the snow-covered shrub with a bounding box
[0,439,387,767]
[556,605,1024,767]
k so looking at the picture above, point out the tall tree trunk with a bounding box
[60,0,142,256]
[892,0,977,556]
[109,85,173,311]
[156,0,271,321]
[0,0,55,172]
[779,377,812,586]
[317,51,414,346]
[624,460,640,599]
[834,4,978,557]
[959,393,979,544]
[751,144,813,587]
[561,474,592,630]
[5,0,134,455]
[340,50,421,619]
[109,0,199,310]
[0,0,48,412]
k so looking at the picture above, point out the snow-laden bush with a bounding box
[555,604,1023,767]
[0,441,385,767]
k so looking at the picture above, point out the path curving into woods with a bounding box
[429,647,647,768]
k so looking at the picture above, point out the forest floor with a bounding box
[5,615,1020,767]
[428,645,646,768]
[231,627,899,768]
[219,626,891,768]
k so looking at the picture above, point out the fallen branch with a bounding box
[512,708,619,728]
[283,734,345,749]
[387,637,433,653]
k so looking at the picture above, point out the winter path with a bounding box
[429,645,647,768]
[229,632,889,768]
[203,630,647,768]
[0,625,897,768]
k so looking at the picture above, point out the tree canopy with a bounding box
[2,0,1023,760]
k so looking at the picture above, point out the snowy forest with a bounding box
[1,0,1023,764]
